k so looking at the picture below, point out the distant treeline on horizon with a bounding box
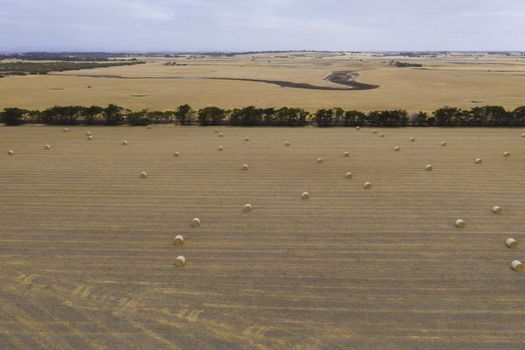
[2,105,525,127]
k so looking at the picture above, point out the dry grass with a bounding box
[1,53,525,112]
[1,125,525,349]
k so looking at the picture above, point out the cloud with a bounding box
[1,0,524,51]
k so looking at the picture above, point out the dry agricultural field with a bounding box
[2,52,525,113]
[1,125,525,349]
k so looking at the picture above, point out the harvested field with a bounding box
[1,125,525,349]
[2,53,525,112]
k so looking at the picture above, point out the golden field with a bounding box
[1,52,525,113]
[1,125,525,349]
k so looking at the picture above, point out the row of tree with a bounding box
[2,105,525,127]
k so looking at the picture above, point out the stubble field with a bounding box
[2,52,525,113]
[1,125,525,349]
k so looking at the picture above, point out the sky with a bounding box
[1,0,525,52]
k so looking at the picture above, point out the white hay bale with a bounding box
[522,133,525,138]
[345,172,353,179]
[218,132,224,137]
[393,146,400,152]
[63,128,69,132]
[122,140,128,145]
[214,129,219,134]
[191,218,201,227]
[409,137,415,142]
[425,164,433,171]
[492,205,502,214]
[506,238,518,249]
[147,125,152,129]
[503,152,510,157]
[217,146,224,151]
[86,131,91,136]
[88,135,94,140]
[363,181,372,189]
[175,255,186,267]
[285,141,291,146]
[511,260,523,272]
[241,164,249,171]
[372,129,378,134]
[244,137,250,142]
[174,235,184,246]
[173,152,180,157]
[7,150,14,156]
[379,133,384,138]
[44,145,51,150]
[139,171,147,178]
[343,152,350,158]
[316,157,324,164]
[441,141,447,146]
[455,219,465,228]
[301,192,310,200]
[475,158,482,164]
[244,203,253,212]
[356,126,360,130]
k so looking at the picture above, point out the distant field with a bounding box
[1,52,525,112]
[1,125,525,349]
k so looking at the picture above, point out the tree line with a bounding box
[2,104,525,127]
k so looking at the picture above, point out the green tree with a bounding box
[103,104,125,125]
[82,105,104,125]
[198,107,227,125]
[314,109,335,127]
[127,109,152,126]
[175,104,194,125]
[1,107,25,125]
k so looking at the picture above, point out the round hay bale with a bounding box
[244,203,253,212]
[301,191,310,200]
[86,131,91,136]
[285,141,291,146]
[363,181,372,189]
[393,146,400,152]
[139,171,147,178]
[7,150,14,156]
[88,135,94,140]
[63,128,69,132]
[214,129,219,134]
[425,164,433,171]
[372,129,377,134]
[147,125,152,129]
[244,137,250,142]
[511,260,524,272]
[343,152,350,158]
[191,218,201,227]
[174,235,184,246]
[505,238,518,248]
[492,205,502,214]
[409,137,415,142]
[241,164,249,171]
[379,133,384,138]
[455,219,465,228]
[522,133,525,138]
[345,172,353,179]
[175,255,186,267]
[475,158,482,164]
[217,146,224,151]
[218,133,224,138]
[44,145,51,150]
[122,140,128,145]
[441,141,447,146]
[316,157,324,164]
[173,152,180,157]
[503,151,510,157]
[356,126,360,130]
